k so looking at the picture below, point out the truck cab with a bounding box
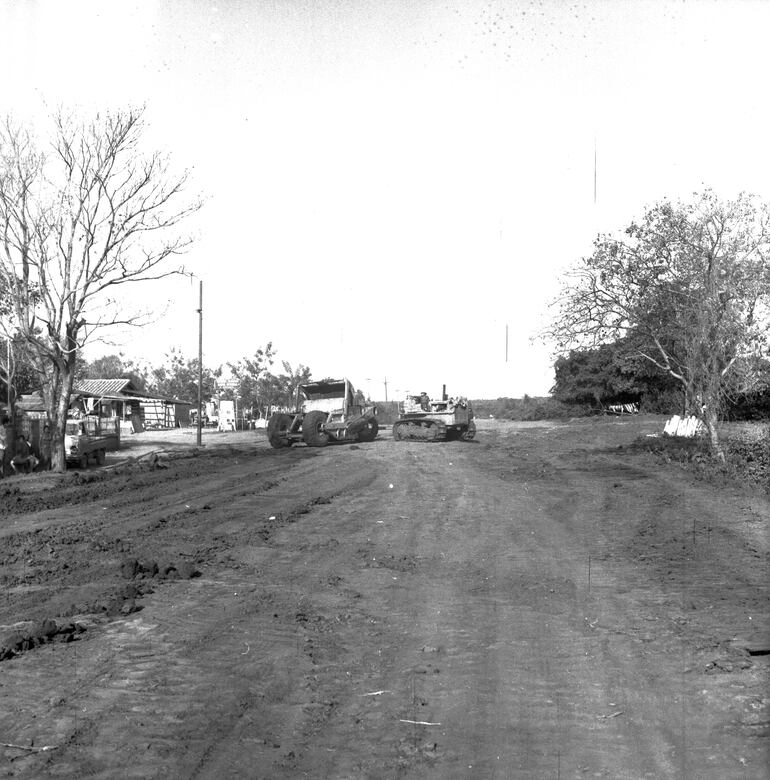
[65,418,111,468]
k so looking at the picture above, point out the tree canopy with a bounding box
[80,353,148,392]
[551,338,678,409]
[255,361,313,415]
[547,190,770,454]
[147,348,218,403]
[225,344,275,413]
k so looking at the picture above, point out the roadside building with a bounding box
[71,379,191,432]
[13,379,194,462]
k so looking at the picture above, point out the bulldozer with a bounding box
[267,378,379,448]
[392,389,476,442]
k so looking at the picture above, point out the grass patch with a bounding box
[628,428,770,490]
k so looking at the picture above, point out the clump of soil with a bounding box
[120,557,200,582]
[0,556,201,664]
[1,619,87,661]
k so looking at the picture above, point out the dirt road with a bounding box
[1,418,767,778]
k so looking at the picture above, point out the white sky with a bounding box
[2,0,770,400]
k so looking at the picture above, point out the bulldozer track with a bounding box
[392,420,447,442]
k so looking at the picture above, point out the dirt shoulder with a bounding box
[0,418,767,778]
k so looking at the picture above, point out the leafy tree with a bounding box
[0,108,200,470]
[256,361,312,416]
[83,354,124,379]
[80,353,149,392]
[547,190,770,457]
[226,343,275,414]
[552,337,680,409]
[724,356,770,420]
[552,343,640,406]
[147,348,218,403]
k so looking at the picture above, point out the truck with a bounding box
[392,391,476,442]
[267,378,378,448]
[64,418,117,469]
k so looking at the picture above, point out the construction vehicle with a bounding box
[392,389,476,442]
[267,378,379,448]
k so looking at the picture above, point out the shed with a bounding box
[73,379,191,431]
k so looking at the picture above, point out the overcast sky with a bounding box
[2,0,769,400]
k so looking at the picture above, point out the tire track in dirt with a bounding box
[0,446,384,778]
[486,424,769,778]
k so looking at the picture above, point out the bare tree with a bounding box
[546,190,770,458]
[0,108,200,470]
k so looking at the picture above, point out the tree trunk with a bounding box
[703,406,724,463]
[46,368,75,473]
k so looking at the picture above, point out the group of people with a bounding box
[0,417,40,476]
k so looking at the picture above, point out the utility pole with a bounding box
[197,279,203,447]
[384,377,388,402]
[505,323,508,362]
[4,338,9,410]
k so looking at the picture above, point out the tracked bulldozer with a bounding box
[392,390,476,442]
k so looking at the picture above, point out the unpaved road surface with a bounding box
[1,417,768,779]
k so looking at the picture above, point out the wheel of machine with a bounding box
[392,422,405,441]
[302,410,330,447]
[460,420,477,441]
[96,449,106,465]
[357,417,379,442]
[79,453,89,470]
[267,413,293,448]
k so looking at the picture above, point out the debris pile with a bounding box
[0,619,86,661]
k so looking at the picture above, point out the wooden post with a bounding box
[197,280,203,447]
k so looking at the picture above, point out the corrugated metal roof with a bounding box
[73,379,138,397]
[17,381,190,411]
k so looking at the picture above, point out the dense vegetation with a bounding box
[550,344,770,421]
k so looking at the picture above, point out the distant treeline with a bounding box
[470,397,588,421]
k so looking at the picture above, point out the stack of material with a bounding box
[663,415,705,437]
